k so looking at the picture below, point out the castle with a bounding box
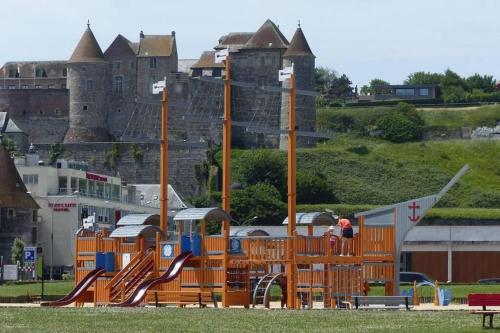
[0,19,317,195]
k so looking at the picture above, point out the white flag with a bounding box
[152,77,166,94]
[215,49,229,63]
[278,64,294,82]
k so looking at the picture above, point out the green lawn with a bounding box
[0,308,487,333]
[0,281,74,298]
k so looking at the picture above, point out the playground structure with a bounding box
[43,51,469,309]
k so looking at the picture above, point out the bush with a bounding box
[239,150,286,194]
[11,238,24,264]
[297,171,337,204]
[376,113,423,143]
[467,191,500,208]
[231,183,286,225]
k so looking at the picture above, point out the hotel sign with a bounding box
[86,172,108,182]
[49,202,77,212]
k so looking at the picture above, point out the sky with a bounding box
[1,0,500,87]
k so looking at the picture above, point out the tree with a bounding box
[11,237,24,263]
[239,150,286,195]
[297,171,337,204]
[328,74,353,99]
[404,71,443,86]
[361,78,390,95]
[231,183,287,225]
[314,67,337,96]
[465,74,496,93]
[314,67,354,101]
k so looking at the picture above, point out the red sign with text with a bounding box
[86,172,107,182]
[49,202,77,212]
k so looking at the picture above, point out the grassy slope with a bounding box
[0,308,486,333]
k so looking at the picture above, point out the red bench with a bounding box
[468,294,500,328]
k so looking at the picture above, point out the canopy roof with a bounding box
[282,212,336,226]
[109,225,163,238]
[116,213,159,227]
[173,207,231,222]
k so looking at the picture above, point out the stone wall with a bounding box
[34,142,207,198]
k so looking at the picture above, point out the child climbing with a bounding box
[338,218,353,256]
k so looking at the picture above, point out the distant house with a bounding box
[0,138,39,263]
[358,84,438,103]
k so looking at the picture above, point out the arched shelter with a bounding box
[283,212,337,236]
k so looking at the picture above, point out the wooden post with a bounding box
[434,280,440,306]
[200,219,206,291]
[160,88,169,234]
[221,54,231,307]
[155,232,161,274]
[286,73,297,309]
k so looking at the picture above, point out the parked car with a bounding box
[478,278,500,284]
[400,272,433,284]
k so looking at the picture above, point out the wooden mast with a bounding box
[222,53,231,307]
[286,73,297,309]
[160,87,169,234]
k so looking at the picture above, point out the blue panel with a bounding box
[192,234,202,256]
[162,244,175,258]
[95,252,105,269]
[181,235,191,253]
[104,252,115,272]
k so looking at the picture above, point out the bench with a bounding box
[152,291,218,308]
[353,296,411,310]
[468,294,500,328]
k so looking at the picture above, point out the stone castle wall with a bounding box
[35,142,207,198]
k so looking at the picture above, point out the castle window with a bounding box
[117,109,121,113]
[55,109,60,115]
[114,76,123,94]
[35,68,45,78]
[148,75,157,94]
[81,66,86,71]
[62,68,67,77]
[149,57,157,69]
[83,105,88,111]
[86,79,94,91]
[130,61,135,70]
[61,83,66,89]
[113,62,121,70]
[22,109,26,116]
[39,110,43,115]
[8,69,16,78]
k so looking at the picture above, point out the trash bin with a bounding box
[181,235,191,253]
[104,252,115,272]
[192,234,202,256]
[95,252,105,269]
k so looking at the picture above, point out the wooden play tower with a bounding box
[46,51,469,309]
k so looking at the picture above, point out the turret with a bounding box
[280,24,316,149]
[64,23,111,143]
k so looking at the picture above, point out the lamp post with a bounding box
[50,191,78,280]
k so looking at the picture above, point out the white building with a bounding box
[15,152,186,276]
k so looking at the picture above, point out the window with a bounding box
[130,61,135,70]
[48,84,55,89]
[22,84,29,89]
[149,57,157,69]
[86,79,94,91]
[8,85,15,89]
[58,176,68,194]
[114,76,123,94]
[148,75,157,94]
[81,66,86,71]
[35,84,42,89]
[23,174,38,184]
[7,208,15,218]
[54,108,60,115]
[61,83,66,89]
[113,62,121,70]
[83,105,88,111]
[8,69,15,78]
[38,110,43,115]
[35,68,43,77]
[62,68,67,77]
[395,88,415,96]
[419,88,430,96]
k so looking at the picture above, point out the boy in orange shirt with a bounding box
[338,218,353,256]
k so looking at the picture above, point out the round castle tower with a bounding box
[279,26,316,149]
[64,24,111,143]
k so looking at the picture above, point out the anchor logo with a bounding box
[408,202,420,222]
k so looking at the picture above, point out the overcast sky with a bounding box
[1,0,500,87]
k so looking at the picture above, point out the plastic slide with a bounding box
[115,251,193,307]
[41,268,106,306]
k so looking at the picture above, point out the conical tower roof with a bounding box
[244,19,289,49]
[284,27,314,57]
[68,25,105,63]
[0,142,39,209]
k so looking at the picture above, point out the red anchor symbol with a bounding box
[408,202,420,222]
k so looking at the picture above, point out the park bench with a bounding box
[352,296,411,310]
[153,290,218,308]
[468,294,500,328]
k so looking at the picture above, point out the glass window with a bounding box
[58,176,67,194]
[86,79,94,91]
[79,178,87,196]
[96,182,104,198]
[130,61,135,70]
[112,185,120,201]
[113,62,121,70]
[395,88,415,96]
[419,88,429,96]
[70,177,78,193]
[149,57,157,69]
[89,181,96,197]
[114,76,123,94]
[23,174,38,184]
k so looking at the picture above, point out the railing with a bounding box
[205,236,224,254]
[361,226,395,257]
[296,236,327,256]
[297,269,324,288]
[76,237,96,253]
[240,237,291,262]
[362,262,395,282]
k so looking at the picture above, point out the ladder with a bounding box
[252,273,285,308]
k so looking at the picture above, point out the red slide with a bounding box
[115,251,193,307]
[41,268,106,307]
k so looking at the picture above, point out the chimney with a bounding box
[140,30,144,39]
[171,31,175,37]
